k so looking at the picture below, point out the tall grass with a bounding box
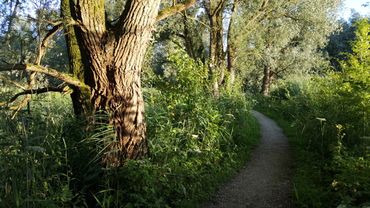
[0,92,75,207]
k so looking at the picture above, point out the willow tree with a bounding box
[63,0,199,166]
[234,0,341,96]
[1,0,196,166]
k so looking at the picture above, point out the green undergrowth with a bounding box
[0,93,75,208]
[256,19,370,208]
[0,49,260,207]
[256,104,336,207]
[257,94,369,207]
[256,73,369,207]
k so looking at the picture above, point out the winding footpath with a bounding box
[203,111,294,208]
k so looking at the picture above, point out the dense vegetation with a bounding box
[257,18,370,208]
[0,0,369,207]
[0,48,259,207]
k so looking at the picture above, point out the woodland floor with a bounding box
[202,111,294,208]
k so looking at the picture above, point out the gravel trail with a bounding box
[202,111,294,208]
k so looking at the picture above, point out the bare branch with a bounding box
[35,22,63,65]
[281,13,302,22]
[9,86,69,103]
[3,0,20,39]
[0,64,88,89]
[156,0,196,22]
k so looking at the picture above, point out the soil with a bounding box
[202,111,294,208]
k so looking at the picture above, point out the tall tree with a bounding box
[226,0,238,87]
[62,0,197,166]
[235,0,341,95]
[203,0,227,96]
[153,2,207,71]
[1,0,196,167]
[326,17,359,70]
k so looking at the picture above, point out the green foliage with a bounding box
[90,49,259,207]
[0,49,260,207]
[256,19,370,207]
[325,19,357,70]
[153,49,209,101]
[236,0,340,94]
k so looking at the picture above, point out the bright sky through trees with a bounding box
[341,0,370,20]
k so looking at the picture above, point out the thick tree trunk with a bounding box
[61,0,195,166]
[61,0,160,166]
[261,65,274,96]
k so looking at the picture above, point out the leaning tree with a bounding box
[1,0,196,167]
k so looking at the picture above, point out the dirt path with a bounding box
[202,111,294,208]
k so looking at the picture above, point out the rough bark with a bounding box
[59,0,196,166]
[64,0,160,166]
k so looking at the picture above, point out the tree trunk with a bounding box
[61,0,91,117]
[226,0,238,87]
[60,0,195,166]
[62,0,161,166]
[182,12,196,59]
[205,0,226,97]
[261,65,274,96]
[181,11,206,63]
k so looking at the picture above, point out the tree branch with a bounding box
[156,0,196,22]
[26,15,63,26]
[0,64,88,89]
[9,86,69,103]
[35,22,63,65]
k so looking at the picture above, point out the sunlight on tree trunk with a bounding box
[59,0,196,166]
